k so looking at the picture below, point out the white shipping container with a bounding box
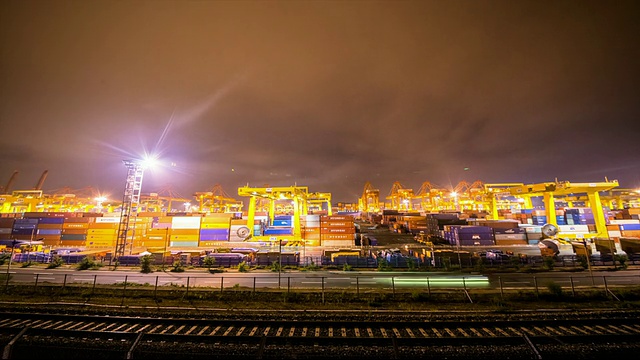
[171,216,201,229]
[95,217,121,223]
[559,225,590,233]
[609,219,640,225]
[607,230,622,238]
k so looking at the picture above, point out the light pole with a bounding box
[278,239,282,288]
[162,227,169,271]
[4,239,17,291]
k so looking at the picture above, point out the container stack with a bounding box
[200,214,232,246]
[36,216,64,246]
[564,208,595,225]
[443,225,495,246]
[170,216,200,247]
[0,218,15,241]
[85,216,117,248]
[263,215,293,236]
[301,214,320,246]
[519,225,543,244]
[60,217,90,247]
[320,215,355,247]
[11,218,38,241]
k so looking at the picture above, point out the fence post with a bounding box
[253,277,256,294]
[121,275,128,305]
[570,276,575,297]
[533,276,538,297]
[92,274,97,296]
[392,277,395,296]
[356,276,359,296]
[603,276,609,296]
[62,274,67,290]
[499,276,503,300]
[462,276,466,291]
[186,277,190,297]
[321,277,325,304]
[427,277,431,296]
[34,273,39,292]
[220,277,224,293]
[287,277,290,293]
[154,276,158,299]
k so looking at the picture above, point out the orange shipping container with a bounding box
[320,227,355,234]
[59,240,85,246]
[36,224,63,229]
[63,223,89,229]
[62,229,87,235]
[88,222,119,229]
[87,228,116,235]
[63,217,93,223]
[170,234,199,241]
[201,222,229,229]
[320,233,354,241]
[320,221,354,227]
[170,229,200,236]
[321,216,353,221]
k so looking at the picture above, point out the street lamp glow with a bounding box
[451,191,458,197]
[139,155,160,170]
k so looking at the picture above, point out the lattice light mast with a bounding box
[115,160,146,257]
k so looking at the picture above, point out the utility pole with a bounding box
[278,239,282,289]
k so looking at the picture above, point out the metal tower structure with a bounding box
[115,160,145,257]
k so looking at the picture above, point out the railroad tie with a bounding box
[595,325,617,334]
[481,328,497,337]
[123,324,140,333]
[621,325,639,334]
[159,325,174,334]
[54,321,75,330]
[457,328,470,337]
[405,328,415,338]
[301,327,308,337]
[506,327,521,336]
[173,325,186,335]
[341,327,347,337]
[557,326,575,335]
[275,327,283,337]
[249,326,258,336]
[469,328,484,337]
[135,324,151,333]
[519,327,536,337]
[354,328,360,338]
[148,325,163,334]
[392,328,401,338]
[42,320,64,330]
[328,327,333,337]
[288,327,295,337]
[263,326,271,336]
[237,326,247,336]
[418,328,428,337]
[210,326,222,335]
[36,320,53,329]
[66,322,84,330]
[197,326,210,335]
[366,328,374,338]
[185,325,198,335]
[223,326,235,336]
[444,328,456,337]
[315,327,320,337]
[380,328,388,338]
[544,326,564,336]
[112,323,130,332]
[583,325,599,335]
[570,326,589,335]
[432,328,442,338]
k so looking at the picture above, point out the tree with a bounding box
[140,255,153,273]
[203,256,216,272]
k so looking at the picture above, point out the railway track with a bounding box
[1,312,640,359]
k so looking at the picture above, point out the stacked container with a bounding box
[443,225,495,246]
[170,216,200,247]
[320,215,355,247]
[301,214,320,246]
[199,214,231,246]
[86,216,118,248]
[61,217,91,246]
[36,216,64,246]
[0,218,15,241]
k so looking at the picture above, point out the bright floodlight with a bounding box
[451,191,458,197]
[139,155,160,170]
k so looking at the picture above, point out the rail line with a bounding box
[1,312,639,359]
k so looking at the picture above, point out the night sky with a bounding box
[1,0,639,204]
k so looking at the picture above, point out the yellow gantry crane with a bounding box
[413,181,442,212]
[307,192,332,215]
[386,181,414,211]
[506,179,619,238]
[358,181,380,213]
[194,184,243,213]
[238,185,312,240]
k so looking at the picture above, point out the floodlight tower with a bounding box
[115,160,146,258]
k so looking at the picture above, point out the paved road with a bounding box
[4,267,640,291]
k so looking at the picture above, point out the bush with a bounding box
[270,260,281,273]
[170,259,185,273]
[20,261,33,268]
[203,256,216,271]
[406,257,417,271]
[543,256,555,270]
[140,255,153,273]
[377,258,391,271]
[342,263,353,271]
[302,260,320,271]
[77,257,101,270]
[47,255,64,269]
[0,253,11,266]
[546,281,563,297]
[237,261,249,272]
[615,254,628,269]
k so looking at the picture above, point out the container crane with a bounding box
[358,181,380,213]
[386,181,414,211]
[414,181,442,212]
[194,184,243,213]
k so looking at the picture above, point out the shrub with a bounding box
[302,260,320,271]
[377,258,391,271]
[170,259,185,273]
[203,256,216,271]
[237,261,249,272]
[0,253,11,266]
[546,281,563,297]
[140,255,153,273]
[615,254,628,270]
[20,261,33,268]
[47,255,64,269]
[406,257,417,271]
[77,257,100,270]
[342,263,353,271]
[270,260,281,273]
[543,256,555,270]
[576,254,589,269]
